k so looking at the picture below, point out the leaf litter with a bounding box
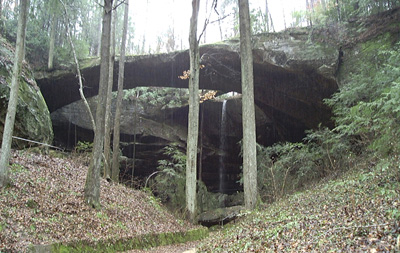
[0,150,198,252]
[198,158,400,252]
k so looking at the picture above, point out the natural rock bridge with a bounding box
[36,29,339,133]
[35,29,340,193]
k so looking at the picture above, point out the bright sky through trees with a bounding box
[129,0,306,53]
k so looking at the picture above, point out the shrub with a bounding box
[74,141,93,153]
[256,127,351,203]
[325,42,400,156]
[151,144,220,215]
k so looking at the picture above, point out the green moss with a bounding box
[79,57,100,70]
[0,38,53,147]
[29,227,208,253]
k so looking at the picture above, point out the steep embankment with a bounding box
[0,150,206,252]
[198,157,400,252]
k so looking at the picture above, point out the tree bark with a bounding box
[84,0,113,209]
[336,0,341,22]
[96,7,102,57]
[265,0,270,32]
[47,0,57,70]
[0,0,29,187]
[13,0,19,19]
[186,0,200,223]
[111,0,129,183]
[104,2,117,180]
[306,0,312,27]
[238,0,258,210]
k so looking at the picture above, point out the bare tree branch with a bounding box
[209,13,233,24]
[112,0,126,10]
[198,0,218,43]
[59,0,96,132]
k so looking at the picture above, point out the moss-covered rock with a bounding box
[0,36,53,147]
[28,227,208,252]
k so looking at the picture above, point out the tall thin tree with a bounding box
[265,0,270,32]
[48,0,58,70]
[84,0,113,208]
[104,2,117,180]
[238,0,258,210]
[111,0,129,182]
[186,0,200,222]
[0,0,29,187]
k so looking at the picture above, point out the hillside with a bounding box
[0,150,205,252]
[198,156,400,252]
[2,149,398,252]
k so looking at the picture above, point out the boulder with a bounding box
[0,37,53,148]
[198,205,246,226]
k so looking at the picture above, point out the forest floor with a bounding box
[0,149,202,252]
[1,149,400,252]
[197,156,400,252]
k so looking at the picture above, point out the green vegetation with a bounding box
[29,227,208,253]
[122,87,189,109]
[327,42,400,156]
[256,127,351,203]
[298,0,400,26]
[74,141,93,153]
[150,144,223,216]
[253,41,400,204]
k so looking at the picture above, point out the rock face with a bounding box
[0,37,53,147]
[51,89,269,192]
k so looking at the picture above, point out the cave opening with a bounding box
[51,70,338,207]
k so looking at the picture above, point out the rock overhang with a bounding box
[36,30,339,145]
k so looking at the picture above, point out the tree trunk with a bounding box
[111,0,129,183]
[131,93,137,184]
[0,0,29,188]
[104,2,117,180]
[238,0,258,210]
[306,0,312,27]
[265,0,270,32]
[48,15,56,70]
[84,0,113,209]
[269,12,275,32]
[13,0,19,19]
[199,102,204,182]
[321,0,326,11]
[0,0,3,19]
[96,7,102,57]
[203,0,208,44]
[282,9,287,29]
[186,0,200,223]
[336,0,341,22]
